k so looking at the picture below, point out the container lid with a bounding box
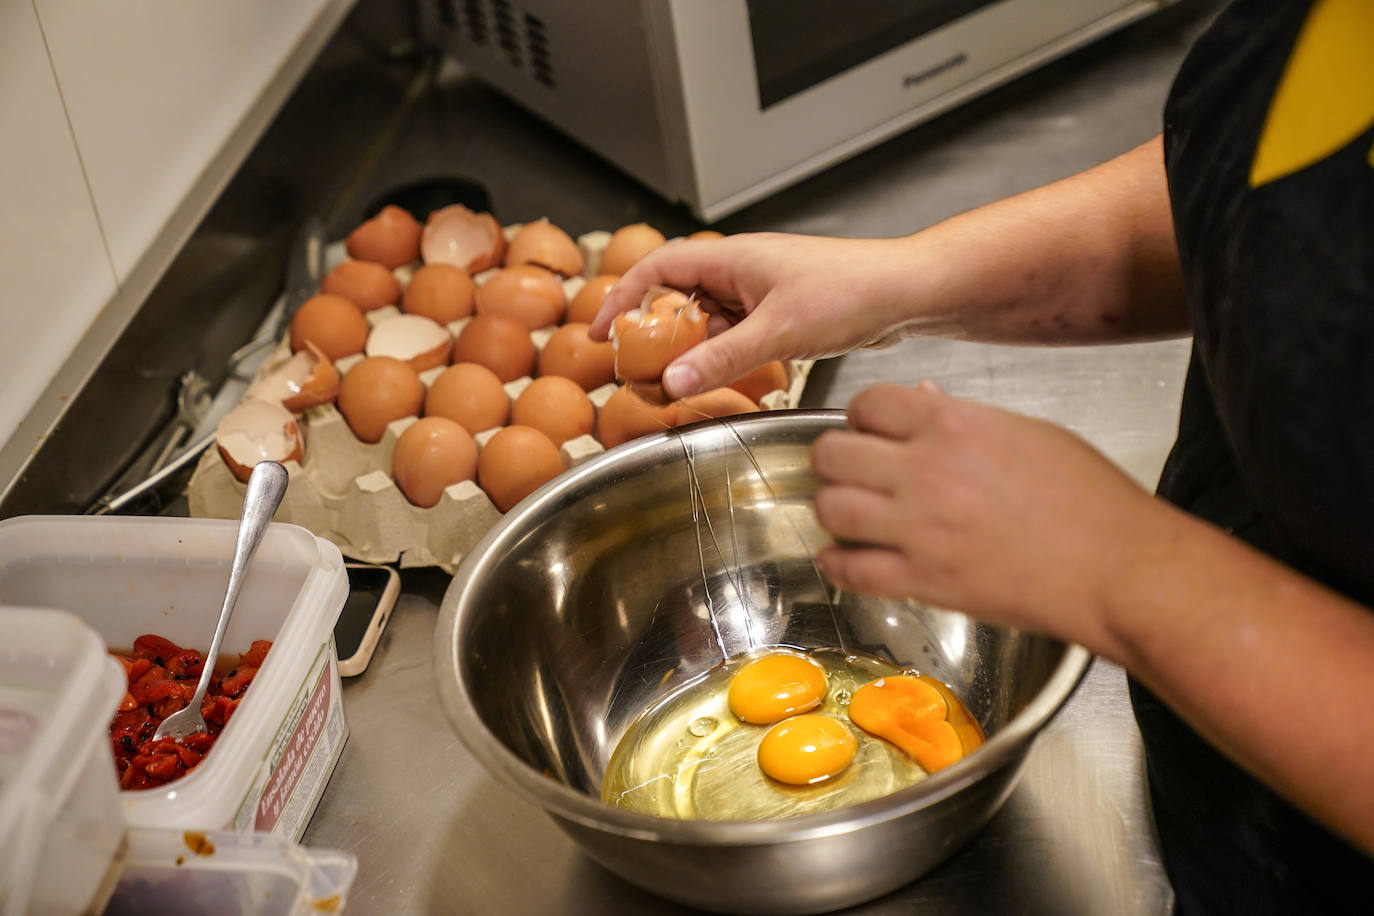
[0,605,126,912]
[103,828,358,915]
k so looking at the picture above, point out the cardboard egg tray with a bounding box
[187,225,813,572]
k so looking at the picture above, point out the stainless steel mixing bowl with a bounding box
[434,410,1090,914]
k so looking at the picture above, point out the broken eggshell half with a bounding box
[610,286,708,405]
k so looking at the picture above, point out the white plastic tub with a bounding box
[104,828,357,915]
[0,516,349,841]
[0,606,126,916]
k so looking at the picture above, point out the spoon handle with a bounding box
[184,461,289,715]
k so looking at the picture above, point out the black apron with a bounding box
[1133,0,1374,912]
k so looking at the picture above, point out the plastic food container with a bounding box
[0,606,127,916]
[103,828,357,916]
[0,516,350,841]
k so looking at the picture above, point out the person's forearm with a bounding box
[881,135,1189,344]
[1096,504,1374,855]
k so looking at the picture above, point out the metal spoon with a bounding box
[154,460,289,742]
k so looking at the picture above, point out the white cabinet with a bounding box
[0,0,118,449]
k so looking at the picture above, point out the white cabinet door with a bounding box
[34,0,343,280]
[0,1,118,449]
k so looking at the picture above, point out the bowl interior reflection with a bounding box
[455,413,1069,803]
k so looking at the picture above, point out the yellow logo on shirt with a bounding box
[1250,0,1374,187]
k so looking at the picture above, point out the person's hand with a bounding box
[811,381,1173,656]
[590,232,917,398]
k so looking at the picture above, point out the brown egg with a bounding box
[728,361,789,405]
[421,205,505,273]
[599,223,666,276]
[248,342,339,413]
[403,264,475,324]
[596,385,677,449]
[289,294,369,361]
[673,388,760,426]
[365,314,453,372]
[391,417,478,508]
[320,260,400,311]
[425,362,509,434]
[478,425,564,513]
[215,400,303,483]
[504,219,583,277]
[611,289,708,402]
[566,274,619,325]
[475,265,566,329]
[687,229,725,241]
[511,376,594,447]
[346,205,422,268]
[537,323,615,391]
[451,314,536,382]
[336,356,425,443]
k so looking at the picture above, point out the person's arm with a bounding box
[593,135,1188,398]
[811,382,1374,857]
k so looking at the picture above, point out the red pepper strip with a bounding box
[219,696,242,726]
[118,692,138,712]
[174,744,203,767]
[143,753,181,781]
[218,666,258,699]
[133,634,185,664]
[166,649,204,679]
[241,640,272,668]
[181,732,215,753]
[127,657,152,684]
[150,693,186,719]
[130,676,183,706]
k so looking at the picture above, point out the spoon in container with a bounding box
[154,460,289,742]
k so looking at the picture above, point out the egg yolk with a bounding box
[728,653,827,725]
[757,715,858,785]
[847,675,965,773]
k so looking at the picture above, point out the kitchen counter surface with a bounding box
[302,2,1224,912]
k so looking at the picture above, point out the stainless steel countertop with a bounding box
[302,3,1222,911]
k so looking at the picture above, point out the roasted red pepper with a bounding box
[107,634,271,790]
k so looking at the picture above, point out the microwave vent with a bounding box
[429,0,556,89]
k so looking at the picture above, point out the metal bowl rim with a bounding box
[433,410,1093,845]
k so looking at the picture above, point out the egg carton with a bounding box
[187,225,813,572]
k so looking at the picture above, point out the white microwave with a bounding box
[422,0,1177,221]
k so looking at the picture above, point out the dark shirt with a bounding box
[1135,0,1374,912]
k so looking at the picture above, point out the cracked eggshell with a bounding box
[346,205,422,268]
[247,341,340,413]
[365,313,453,372]
[503,218,583,277]
[611,287,707,404]
[216,399,304,483]
[422,205,505,273]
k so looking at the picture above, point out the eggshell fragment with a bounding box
[478,425,564,513]
[727,361,789,405]
[673,388,760,426]
[403,264,475,324]
[566,274,619,325]
[422,205,505,273]
[391,416,478,508]
[216,400,303,483]
[320,260,401,311]
[346,205,422,268]
[512,376,595,447]
[247,342,340,413]
[475,265,566,329]
[599,223,666,276]
[596,385,677,449]
[611,288,708,404]
[337,356,425,443]
[537,323,615,391]
[451,314,537,382]
[365,314,453,372]
[425,362,509,434]
[503,218,583,277]
[289,295,370,361]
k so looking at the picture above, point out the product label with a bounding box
[254,661,332,831]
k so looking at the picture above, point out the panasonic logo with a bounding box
[903,52,969,89]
